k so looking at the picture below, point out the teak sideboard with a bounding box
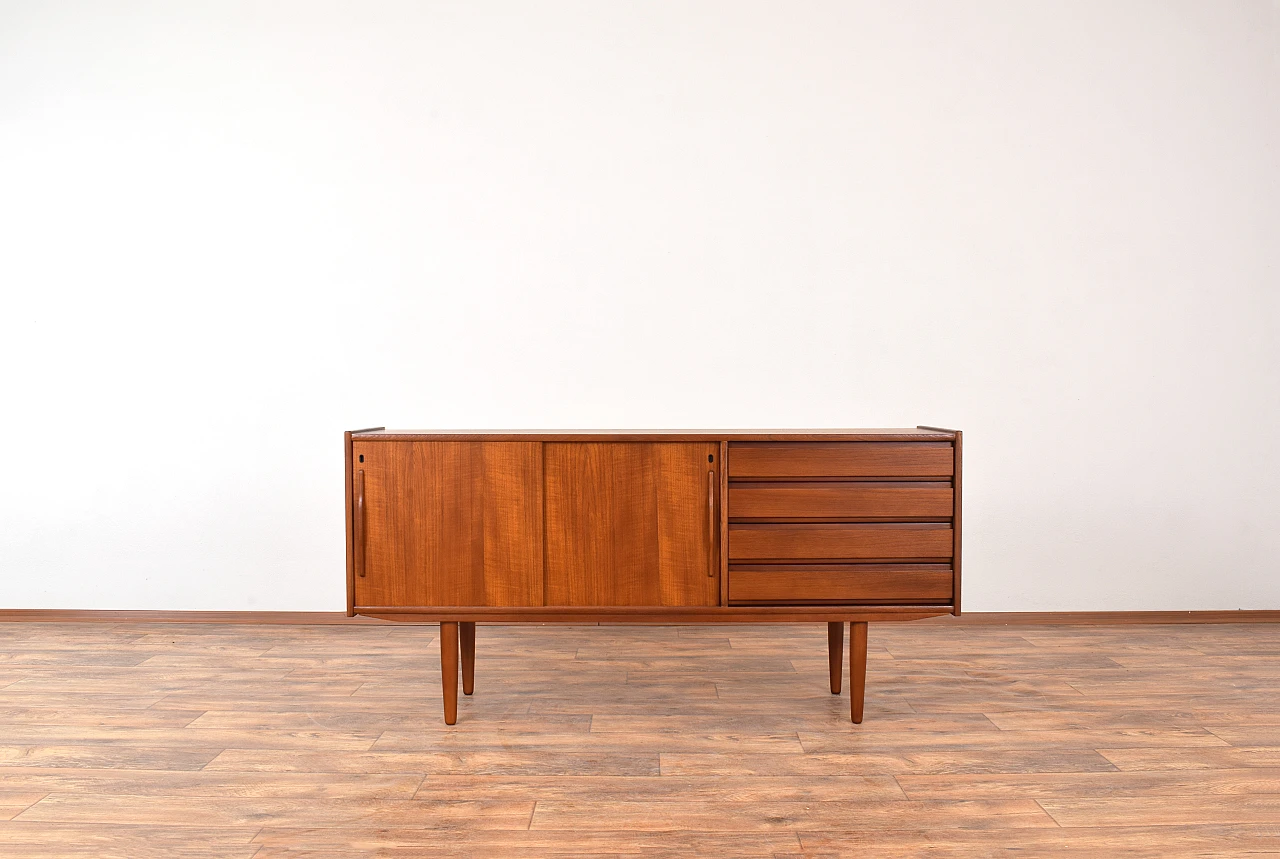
[345,428,962,724]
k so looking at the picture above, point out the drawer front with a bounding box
[728,442,953,479]
[728,523,953,562]
[729,564,953,605]
[729,482,952,520]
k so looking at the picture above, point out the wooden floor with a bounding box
[0,622,1278,857]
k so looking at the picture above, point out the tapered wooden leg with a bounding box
[460,621,475,696]
[440,622,459,725]
[850,621,868,724]
[827,622,843,694]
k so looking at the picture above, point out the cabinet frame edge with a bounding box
[953,430,963,616]
[915,425,962,617]
[720,440,730,606]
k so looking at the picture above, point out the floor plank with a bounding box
[528,798,1059,831]
[0,620,1275,856]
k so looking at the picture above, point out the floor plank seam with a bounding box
[1034,797,1064,827]
[5,792,50,821]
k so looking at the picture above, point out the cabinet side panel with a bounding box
[345,431,355,616]
[481,442,544,606]
[953,432,962,615]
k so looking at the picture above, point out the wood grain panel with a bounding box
[544,443,718,607]
[544,443,658,606]
[729,565,954,605]
[480,444,545,606]
[729,523,953,562]
[656,444,720,604]
[352,441,542,607]
[728,442,954,479]
[729,482,953,521]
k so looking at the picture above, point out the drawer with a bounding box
[729,523,953,561]
[729,482,953,520]
[728,442,953,479]
[729,564,954,605]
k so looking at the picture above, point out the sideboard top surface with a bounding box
[351,428,957,442]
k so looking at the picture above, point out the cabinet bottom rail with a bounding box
[357,606,952,623]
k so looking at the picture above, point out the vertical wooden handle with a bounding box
[707,470,716,577]
[355,469,366,578]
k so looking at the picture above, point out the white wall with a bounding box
[2,1,1277,612]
